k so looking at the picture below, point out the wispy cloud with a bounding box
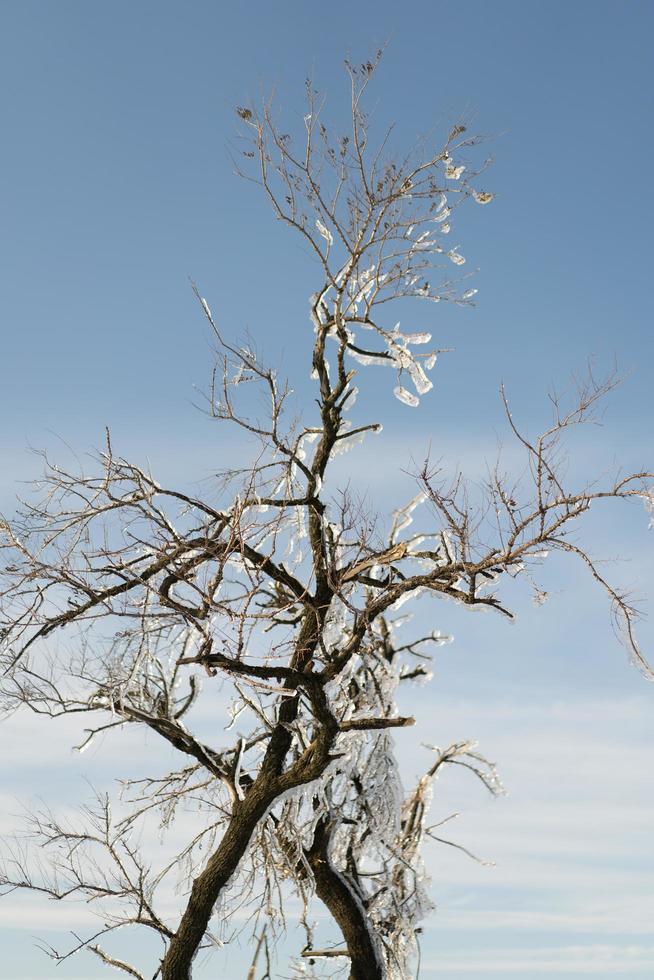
[421,944,654,974]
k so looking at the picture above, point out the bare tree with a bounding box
[1,53,652,980]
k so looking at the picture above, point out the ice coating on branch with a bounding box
[640,493,654,528]
[392,586,426,609]
[348,348,395,367]
[296,430,319,462]
[350,264,379,304]
[315,218,333,247]
[440,530,456,564]
[391,492,428,542]
[232,362,254,385]
[306,156,488,425]
[411,229,438,252]
[445,162,466,180]
[407,360,433,396]
[341,386,359,411]
[387,340,434,397]
[333,426,370,456]
[394,386,419,407]
[321,598,350,651]
[304,649,432,976]
[473,190,494,204]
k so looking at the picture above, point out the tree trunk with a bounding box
[307,819,385,980]
[160,787,272,980]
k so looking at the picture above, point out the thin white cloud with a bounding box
[432,905,654,936]
[420,944,654,974]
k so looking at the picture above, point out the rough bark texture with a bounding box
[307,820,385,980]
[160,788,273,980]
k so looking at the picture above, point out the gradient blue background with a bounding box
[1,1,653,977]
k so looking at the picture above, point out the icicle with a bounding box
[393,386,419,407]
[407,360,433,396]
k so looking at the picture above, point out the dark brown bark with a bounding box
[307,819,384,980]
[160,605,338,979]
[160,786,273,980]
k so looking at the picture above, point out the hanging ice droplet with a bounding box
[448,250,466,266]
[394,386,420,407]
[408,360,433,395]
[473,190,494,205]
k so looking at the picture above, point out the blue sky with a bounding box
[1,1,653,977]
